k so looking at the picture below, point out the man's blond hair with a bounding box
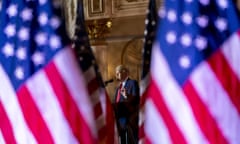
[115,65,129,73]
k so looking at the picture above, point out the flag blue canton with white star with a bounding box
[0,0,69,90]
[158,0,240,85]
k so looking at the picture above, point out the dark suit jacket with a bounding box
[113,78,140,141]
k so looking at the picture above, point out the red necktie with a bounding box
[116,83,122,103]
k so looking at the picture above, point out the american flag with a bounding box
[74,1,116,143]
[139,0,158,143]
[0,0,97,143]
[144,0,240,144]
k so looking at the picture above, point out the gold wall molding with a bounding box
[83,0,111,20]
[112,0,148,17]
[83,0,150,20]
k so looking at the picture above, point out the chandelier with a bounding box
[86,18,113,39]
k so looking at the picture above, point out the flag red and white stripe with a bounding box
[0,48,98,144]
[82,65,116,144]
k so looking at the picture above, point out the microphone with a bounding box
[104,78,114,86]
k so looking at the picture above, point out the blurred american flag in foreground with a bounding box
[144,0,240,143]
[73,1,116,143]
[0,0,99,143]
[139,0,158,143]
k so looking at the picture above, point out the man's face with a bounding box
[116,69,127,82]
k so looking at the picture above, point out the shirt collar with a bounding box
[121,77,129,87]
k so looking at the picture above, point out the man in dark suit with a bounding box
[113,65,140,144]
